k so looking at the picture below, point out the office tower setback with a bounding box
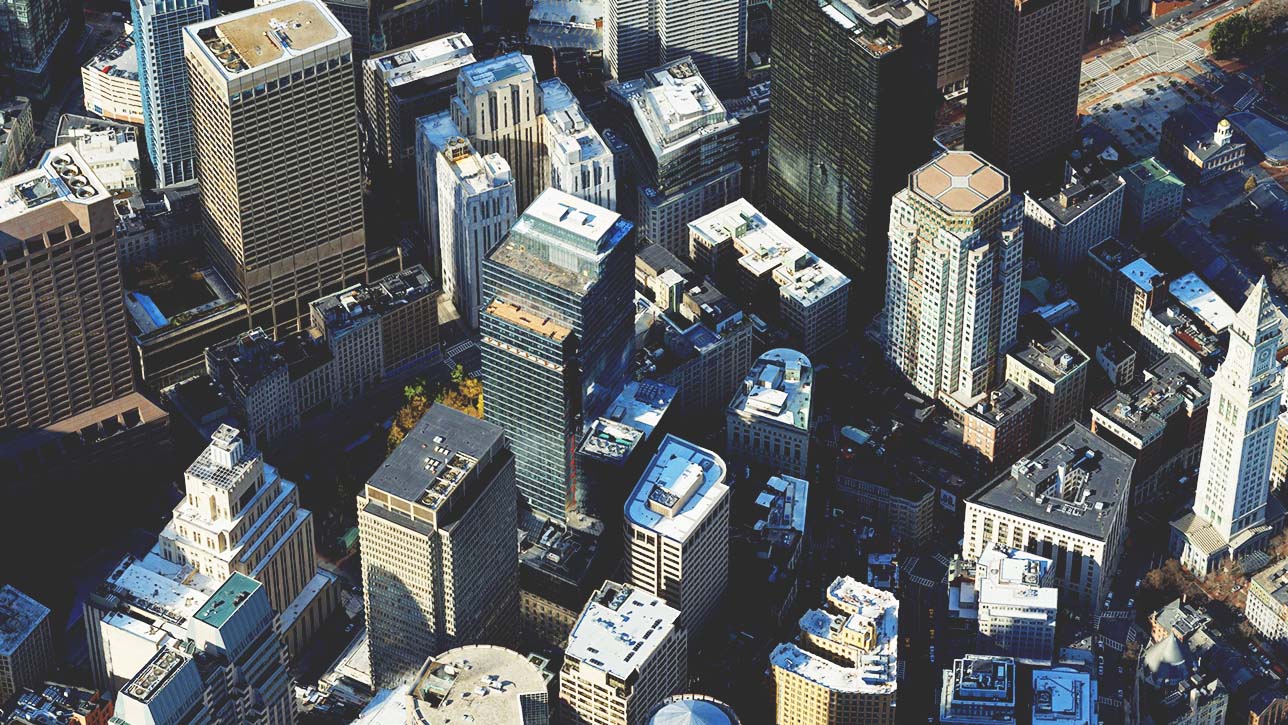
[406,645,552,724]
[604,0,747,96]
[885,151,1023,409]
[109,573,295,725]
[689,199,851,355]
[0,587,54,704]
[624,434,731,636]
[964,423,1133,613]
[726,349,814,478]
[452,53,548,208]
[967,0,1084,187]
[560,581,688,725]
[611,58,741,258]
[541,78,616,210]
[362,32,474,181]
[480,189,634,522]
[1172,279,1283,574]
[358,405,519,688]
[768,0,939,278]
[0,0,72,98]
[185,0,367,336]
[134,0,212,185]
[770,577,900,725]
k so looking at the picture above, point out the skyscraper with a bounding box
[767,0,939,278]
[358,405,518,688]
[604,0,747,96]
[480,189,634,522]
[0,0,73,98]
[541,78,616,211]
[1172,279,1283,574]
[925,0,973,94]
[133,0,212,186]
[966,0,1084,188]
[184,0,367,336]
[451,53,548,209]
[624,434,730,636]
[884,151,1023,410]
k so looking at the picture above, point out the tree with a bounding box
[1246,174,1260,193]
[386,368,484,452]
[1210,12,1266,58]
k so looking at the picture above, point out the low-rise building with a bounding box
[835,449,936,549]
[1160,107,1247,185]
[518,520,609,653]
[962,382,1037,471]
[1004,316,1088,441]
[574,379,676,528]
[405,645,551,724]
[738,474,809,626]
[1094,337,1137,388]
[952,545,1059,665]
[1023,159,1124,274]
[113,184,202,268]
[1,682,113,724]
[963,424,1133,613]
[0,587,54,704]
[0,98,35,179]
[770,577,899,725]
[624,435,730,637]
[54,115,141,195]
[1139,634,1227,725]
[1247,559,1288,646]
[1148,598,1212,644]
[726,348,813,478]
[1121,156,1185,239]
[81,32,143,124]
[559,581,687,725]
[940,655,1017,724]
[1090,354,1209,505]
[689,199,850,355]
[1032,666,1098,724]
[542,78,615,210]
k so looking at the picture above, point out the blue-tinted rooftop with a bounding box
[193,572,261,628]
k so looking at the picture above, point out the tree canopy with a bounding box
[387,366,484,452]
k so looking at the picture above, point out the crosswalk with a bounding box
[1234,89,1261,111]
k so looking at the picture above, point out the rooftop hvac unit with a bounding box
[51,153,74,168]
[74,187,97,199]
[58,164,82,179]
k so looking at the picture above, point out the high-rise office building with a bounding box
[559,581,687,725]
[134,0,212,186]
[770,577,900,725]
[428,127,517,329]
[726,349,814,478]
[604,0,747,96]
[610,57,741,258]
[358,404,519,688]
[480,189,634,521]
[541,78,616,210]
[1172,279,1283,574]
[0,0,73,98]
[361,32,474,181]
[184,0,367,337]
[966,0,1084,188]
[109,573,295,725]
[1023,161,1124,274]
[767,0,939,278]
[885,151,1023,410]
[0,586,54,704]
[926,0,973,94]
[624,434,730,636]
[451,52,548,208]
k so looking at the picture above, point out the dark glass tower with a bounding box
[766,0,938,280]
[479,188,634,522]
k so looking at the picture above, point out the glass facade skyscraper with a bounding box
[480,188,634,521]
[133,0,212,186]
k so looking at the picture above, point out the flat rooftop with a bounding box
[625,434,728,542]
[624,58,736,161]
[458,52,535,92]
[488,188,631,294]
[910,151,1009,215]
[1092,354,1209,443]
[0,146,109,226]
[185,424,258,490]
[689,199,849,307]
[484,300,572,342]
[945,655,1016,707]
[773,576,898,694]
[407,645,548,724]
[972,423,1133,541]
[728,348,813,431]
[818,0,927,50]
[1251,558,1288,607]
[98,552,219,631]
[1030,164,1124,226]
[542,78,610,165]
[580,380,676,463]
[963,381,1035,426]
[85,31,138,79]
[1009,317,1087,384]
[0,586,49,657]
[1124,156,1183,187]
[1120,257,1164,293]
[565,582,681,681]
[186,0,346,78]
[312,265,438,334]
[122,646,195,706]
[367,32,473,88]
[193,571,261,628]
[1169,272,1236,332]
[1031,668,1095,724]
[976,545,1058,611]
[366,404,504,513]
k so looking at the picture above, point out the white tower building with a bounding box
[1172,279,1283,573]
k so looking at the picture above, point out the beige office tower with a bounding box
[770,577,900,725]
[358,404,519,689]
[560,581,687,725]
[451,52,548,208]
[184,0,366,337]
[624,434,730,638]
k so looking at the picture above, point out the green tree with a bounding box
[1210,13,1266,58]
[1246,174,1259,193]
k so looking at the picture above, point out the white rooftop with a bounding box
[758,475,808,535]
[1119,257,1162,292]
[407,645,550,724]
[566,582,681,681]
[729,348,813,430]
[690,199,849,307]
[0,146,109,224]
[1032,668,1096,724]
[518,187,620,244]
[772,578,899,694]
[1169,272,1236,332]
[0,586,49,657]
[85,31,139,79]
[626,434,728,542]
[542,78,611,165]
[184,0,348,80]
[622,58,737,163]
[366,32,473,88]
[976,545,1059,613]
[101,551,220,637]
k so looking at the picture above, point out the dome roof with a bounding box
[1143,634,1192,685]
[650,700,735,725]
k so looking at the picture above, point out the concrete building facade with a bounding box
[726,348,813,478]
[133,0,212,185]
[0,587,55,704]
[451,52,548,209]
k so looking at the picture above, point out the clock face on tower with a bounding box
[1259,348,1273,368]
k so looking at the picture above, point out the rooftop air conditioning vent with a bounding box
[51,154,74,168]
[58,164,82,179]
[74,186,97,199]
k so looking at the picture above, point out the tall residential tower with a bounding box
[133,0,212,185]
